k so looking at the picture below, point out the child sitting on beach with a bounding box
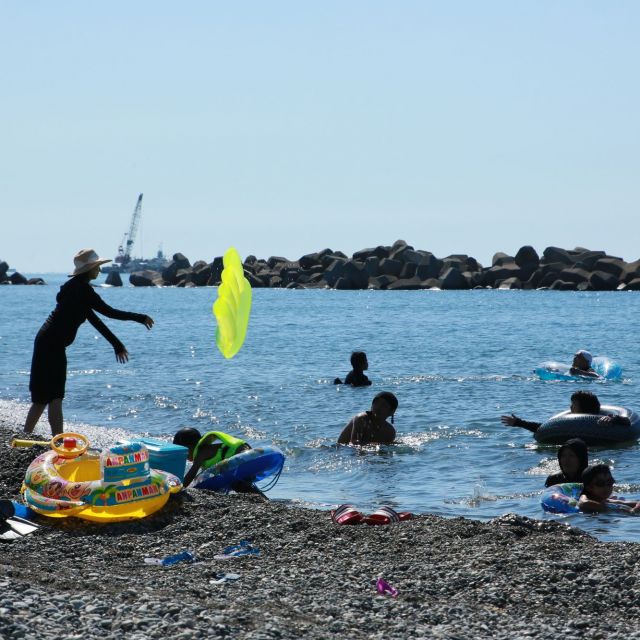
[337,391,398,446]
[570,350,599,378]
[544,438,589,488]
[578,464,640,513]
[501,391,630,434]
[334,351,372,387]
[173,428,266,499]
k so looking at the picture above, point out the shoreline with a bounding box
[2,421,640,638]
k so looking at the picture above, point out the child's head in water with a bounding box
[582,464,615,502]
[173,427,202,461]
[371,391,398,424]
[558,438,588,480]
[350,351,368,372]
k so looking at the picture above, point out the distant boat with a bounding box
[101,194,169,274]
[102,248,169,274]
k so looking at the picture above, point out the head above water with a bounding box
[371,391,398,421]
[350,351,368,371]
[572,349,593,370]
[570,390,601,415]
[558,438,589,480]
[173,427,202,456]
[581,463,615,501]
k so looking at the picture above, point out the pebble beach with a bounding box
[3,422,640,640]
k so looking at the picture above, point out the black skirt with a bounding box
[29,332,67,404]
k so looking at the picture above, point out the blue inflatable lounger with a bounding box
[193,446,285,492]
[118,438,188,482]
[534,356,622,381]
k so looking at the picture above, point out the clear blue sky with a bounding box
[1,2,639,272]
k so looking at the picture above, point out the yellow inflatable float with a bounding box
[22,433,182,522]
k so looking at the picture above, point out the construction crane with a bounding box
[115,194,143,266]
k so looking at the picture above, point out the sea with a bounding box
[2,274,640,542]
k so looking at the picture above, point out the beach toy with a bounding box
[193,446,285,492]
[213,247,252,359]
[541,483,632,514]
[11,438,52,448]
[22,433,182,522]
[376,578,399,598]
[118,437,188,482]
[534,405,640,445]
[541,483,582,514]
[534,356,622,381]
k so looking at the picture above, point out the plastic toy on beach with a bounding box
[213,247,252,359]
[22,433,182,522]
[193,446,285,492]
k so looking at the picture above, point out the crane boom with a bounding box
[125,194,143,259]
[116,194,143,266]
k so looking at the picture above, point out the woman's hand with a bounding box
[116,349,129,364]
[142,315,154,330]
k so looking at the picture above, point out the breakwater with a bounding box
[0,261,44,285]
[123,241,640,291]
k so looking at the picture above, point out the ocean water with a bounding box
[2,274,640,541]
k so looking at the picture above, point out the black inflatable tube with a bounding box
[534,405,640,445]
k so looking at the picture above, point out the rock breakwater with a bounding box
[127,242,640,291]
[0,261,44,286]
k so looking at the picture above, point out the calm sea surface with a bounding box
[2,274,640,541]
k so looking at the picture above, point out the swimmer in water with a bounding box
[501,391,630,434]
[337,391,398,446]
[569,349,599,378]
[578,464,640,513]
[545,438,589,487]
[334,351,372,387]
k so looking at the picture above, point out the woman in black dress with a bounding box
[24,248,154,435]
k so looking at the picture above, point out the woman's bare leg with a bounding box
[48,399,64,436]
[24,403,46,434]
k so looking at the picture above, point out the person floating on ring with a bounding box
[569,349,599,378]
[24,249,154,436]
[500,391,630,434]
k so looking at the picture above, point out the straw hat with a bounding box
[69,249,111,276]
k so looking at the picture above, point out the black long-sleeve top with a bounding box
[38,277,146,352]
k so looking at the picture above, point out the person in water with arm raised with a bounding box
[173,428,267,499]
[338,391,398,445]
[501,391,630,434]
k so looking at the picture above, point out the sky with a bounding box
[1,2,639,272]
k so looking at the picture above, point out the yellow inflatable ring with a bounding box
[22,438,182,522]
